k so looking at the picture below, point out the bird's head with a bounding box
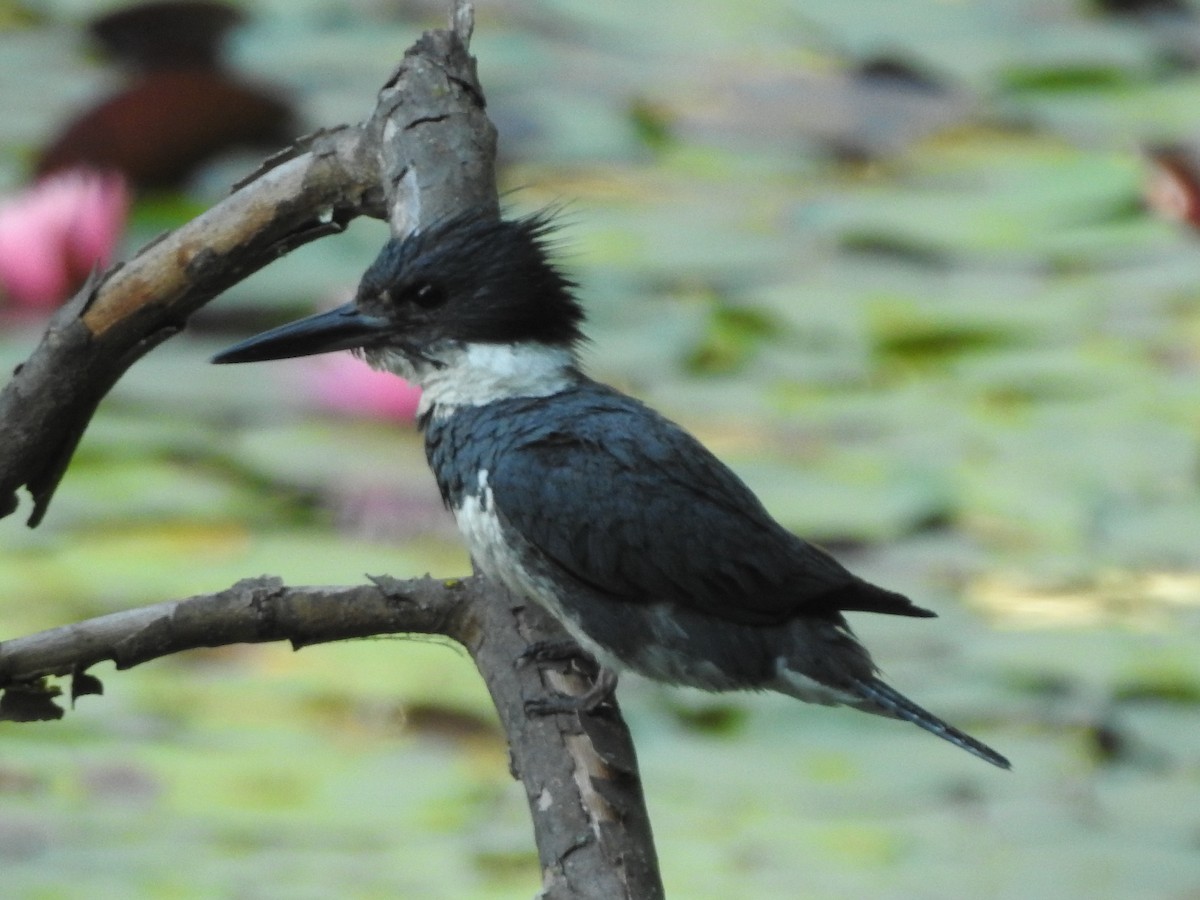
[213,210,586,407]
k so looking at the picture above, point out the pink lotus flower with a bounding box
[305,352,422,422]
[0,168,129,311]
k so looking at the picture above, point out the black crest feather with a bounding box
[357,209,585,349]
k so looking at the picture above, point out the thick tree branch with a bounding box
[0,8,495,526]
[0,125,376,526]
[0,576,663,899]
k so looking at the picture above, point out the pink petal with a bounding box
[0,167,129,310]
[65,170,130,273]
[306,353,422,421]
[0,199,70,308]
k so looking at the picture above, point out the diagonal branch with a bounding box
[0,125,376,526]
[0,12,495,527]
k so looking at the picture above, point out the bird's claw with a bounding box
[523,665,619,717]
[516,639,587,668]
[523,694,586,716]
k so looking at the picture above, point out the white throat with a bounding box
[366,341,579,417]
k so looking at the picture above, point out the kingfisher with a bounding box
[213,209,1010,769]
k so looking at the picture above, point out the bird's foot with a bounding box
[517,639,618,715]
[524,666,619,716]
[517,639,594,670]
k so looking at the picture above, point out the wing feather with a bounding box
[485,384,928,625]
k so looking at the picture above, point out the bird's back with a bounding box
[422,379,932,626]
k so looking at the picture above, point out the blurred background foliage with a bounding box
[1,0,1199,897]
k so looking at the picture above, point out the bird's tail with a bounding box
[850,676,1011,770]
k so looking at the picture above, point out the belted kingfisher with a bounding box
[213,210,1010,769]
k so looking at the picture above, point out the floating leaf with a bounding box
[667,701,748,736]
[627,96,676,152]
[684,300,781,375]
[999,65,1139,94]
[866,296,1028,372]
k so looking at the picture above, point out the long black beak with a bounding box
[212,303,393,364]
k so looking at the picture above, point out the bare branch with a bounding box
[0,19,494,526]
[0,575,462,683]
[0,576,663,898]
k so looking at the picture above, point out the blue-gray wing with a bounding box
[486,385,929,625]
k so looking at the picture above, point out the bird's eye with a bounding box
[411,283,447,309]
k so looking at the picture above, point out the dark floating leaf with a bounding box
[90,0,245,71]
[669,701,748,736]
[903,506,955,535]
[684,303,781,375]
[1088,0,1192,19]
[1084,717,1172,770]
[1003,671,1077,699]
[0,767,44,795]
[1113,674,1200,704]
[853,54,949,95]
[818,50,966,163]
[36,1,296,190]
[1086,720,1130,764]
[0,681,65,723]
[627,97,676,152]
[403,702,502,743]
[838,229,953,269]
[473,848,540,878]
[869,307,1024,371]
[942,780,987,810]
[876,325,1015,364]
[999,65,1138,94]
[1079,194,1148,226]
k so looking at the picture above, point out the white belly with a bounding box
[453,470,619,669]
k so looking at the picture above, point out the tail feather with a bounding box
[851,676,1011,770]
[817,581,938,619]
